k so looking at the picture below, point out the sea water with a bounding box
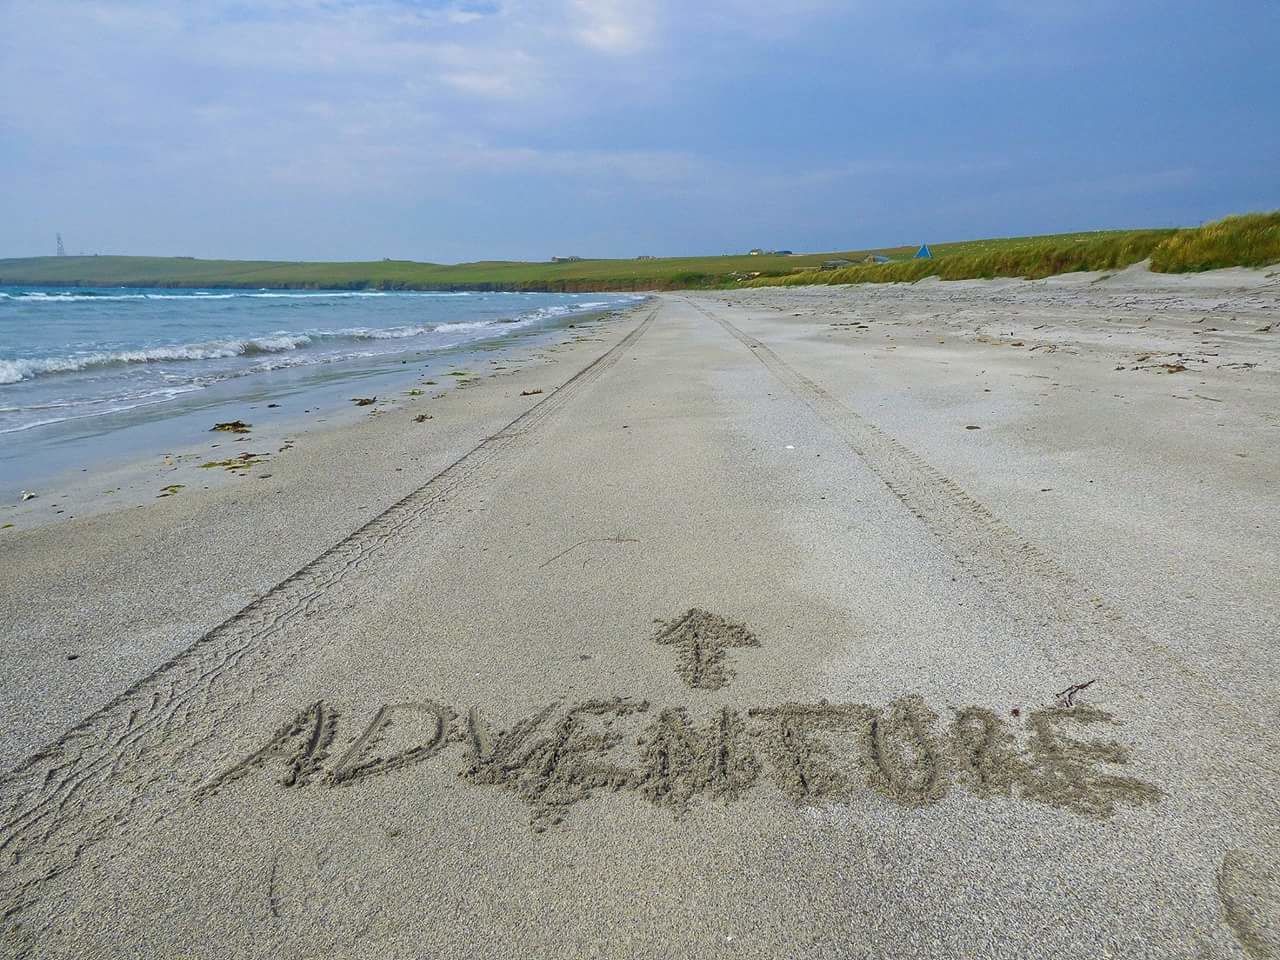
[0,286,643,494]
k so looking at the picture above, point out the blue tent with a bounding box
[914,244,933,259]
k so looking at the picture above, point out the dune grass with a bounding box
[747,230,1175,288]
[1148,211,1280,272]
[746,212,1280,290]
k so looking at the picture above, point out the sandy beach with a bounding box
[2,264,1279,958]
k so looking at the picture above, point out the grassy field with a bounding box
[0,249,879,292]
[1,213,1275,293]
[748,212,1280,290]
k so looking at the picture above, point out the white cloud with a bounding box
[569,0,657,54]
[1,0,1242,261]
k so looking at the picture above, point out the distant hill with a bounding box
[2,214,1274,292]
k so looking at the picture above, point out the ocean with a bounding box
[0,286,643,493]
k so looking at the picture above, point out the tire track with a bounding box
[688,298,1270,723]
[0,307,657,932]
[689,298,1116,631]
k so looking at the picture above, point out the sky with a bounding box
[1,0,1277,262]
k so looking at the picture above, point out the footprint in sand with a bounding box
[1219,849,1280,958]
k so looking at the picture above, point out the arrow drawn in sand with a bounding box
[651,608,760,689]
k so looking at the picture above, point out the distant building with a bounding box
[774,250,794,256]
[551,255,584,263]
[748,248,766,256]
[636,255,656,260]
[821,259,854,270]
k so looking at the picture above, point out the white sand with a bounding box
[2,265,1278,958]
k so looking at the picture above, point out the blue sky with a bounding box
[1,1,1276,261]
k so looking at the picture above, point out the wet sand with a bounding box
[2,264,1278,958]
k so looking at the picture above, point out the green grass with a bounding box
[749,212,1280,290]
[747,230,1175,288]
[1,212,1275,293]
[1149,211,1280,272]
[0,250,860,292]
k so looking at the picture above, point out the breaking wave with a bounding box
[0,298,629,384]
[0,336,314,384]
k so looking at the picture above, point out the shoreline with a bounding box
[0,300,644,522]
[0,300,652,767]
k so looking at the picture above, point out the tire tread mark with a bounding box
[691,298,1237,705]
[691,299,1104,628]
[0,307,657,930]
